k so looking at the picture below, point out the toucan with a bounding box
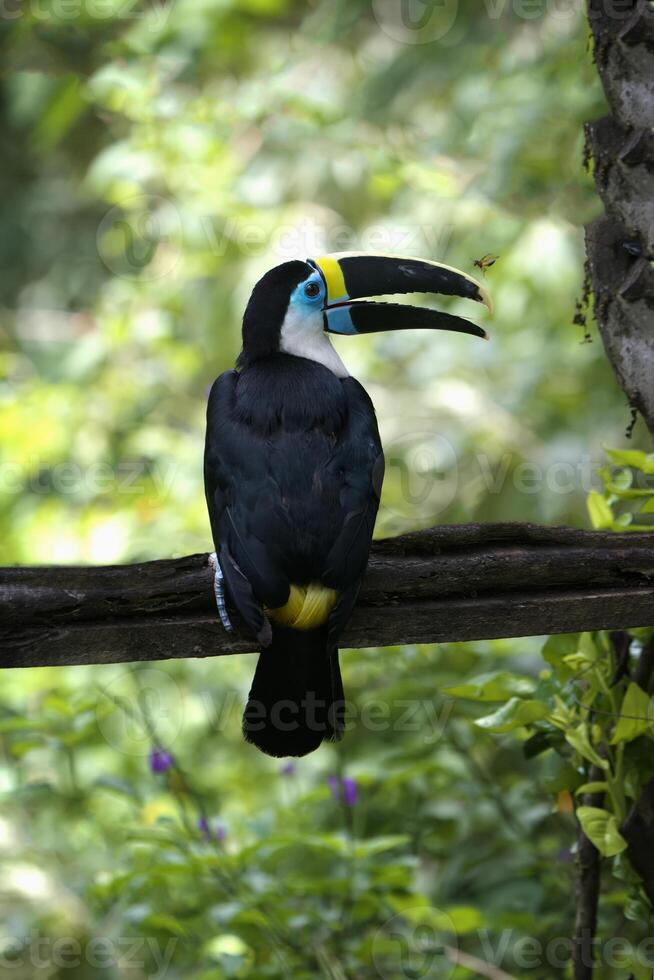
[204,252,491,757]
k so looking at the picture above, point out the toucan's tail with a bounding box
[243,625,344,758]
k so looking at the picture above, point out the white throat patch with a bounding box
[279,307,349,378]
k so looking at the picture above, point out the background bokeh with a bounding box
[1,1,650,977]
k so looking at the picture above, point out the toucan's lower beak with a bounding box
[309,252,491,340]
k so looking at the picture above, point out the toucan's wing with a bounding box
[321,377,384,590]
[203,370,235,550]
[321,378,384,647]
[204,370,290,640]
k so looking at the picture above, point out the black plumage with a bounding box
[204,351,383,756]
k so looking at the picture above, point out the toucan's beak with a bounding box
[309,252,491,340]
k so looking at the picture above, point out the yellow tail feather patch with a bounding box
[267,583,338,631]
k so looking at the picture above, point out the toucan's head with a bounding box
[239,253,491,376]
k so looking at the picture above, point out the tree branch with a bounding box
[621,777,654,907]
[573,765,604,980]
[620,636,654,906]
[1,523,654,668]
[572,626,629,980]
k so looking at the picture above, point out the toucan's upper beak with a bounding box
[308,252,492,340]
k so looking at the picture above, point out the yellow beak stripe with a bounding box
[314,255,348,304]
[267,583,338,631]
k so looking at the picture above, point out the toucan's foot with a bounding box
[208,552,233,632]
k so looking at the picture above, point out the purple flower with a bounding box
[327,775,357,807]
[342,777,357,808]
[327,775,340,801]
[198,816,227,842]
[280,761,296,776]
[149,747,174,774]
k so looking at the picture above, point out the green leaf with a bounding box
[605,448,654,474]
[610,683,653,744]
[542,757,583,795]
[565,724,609,770]
[10,739,45,758]
[605,487,653,498]
[43,694,74,717]
[606,467,633,492]
[446,906,484,934]
[142,913,187,936]
[523,728,564,758]
[587,491,613,529]
[575,782,608,796]
[204,934,252,962]
[474,698,548,733]
[549,695,577,730]
[541,634,579,678]
[444,671,535,702]
[576,806,627,857]
[625,893,653,927]
[353,835,409,858]
[623,958,652,980]
[0,717,37,734]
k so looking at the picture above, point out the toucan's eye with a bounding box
[304,281,321,299]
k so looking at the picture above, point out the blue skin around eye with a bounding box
[290,274,358,334]
[290,275,325,310]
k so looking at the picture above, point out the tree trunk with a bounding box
[585,0,654,437]
[576,4,654,971]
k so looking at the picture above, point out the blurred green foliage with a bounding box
[589,448,654,532]
[1,0,653,977]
